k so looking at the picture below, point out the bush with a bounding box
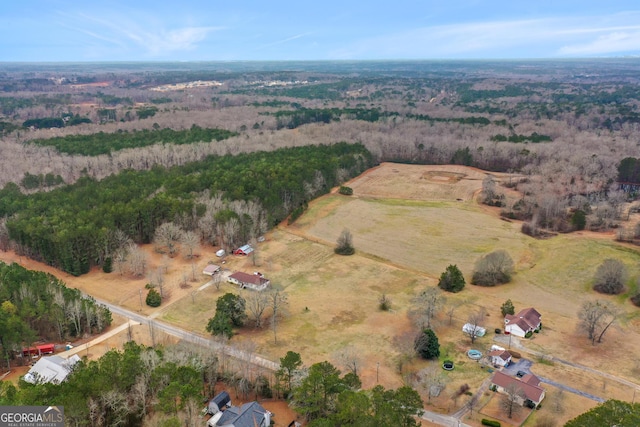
[525,331,533,338]
[338,186,353,195]
[146,289,161,307]
[481,419,501,427]
[593,259,627,295]
[631,293,640,307]
[334,228,355,255]
[102,257,113,273]
[379,294,392,311]
[471,250,514,286]
[437,264,465,293]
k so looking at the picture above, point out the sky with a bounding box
[2,1,640,62]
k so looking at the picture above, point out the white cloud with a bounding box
[59,10,221,57]
[558,30,640,55]
[259,32,312,49]
[331,12,640,59]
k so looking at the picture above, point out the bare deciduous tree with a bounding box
[245,291,269,329]
[181,230,200,260]
[153,222,184,256]
[392,331,417,374]
[268,289,288,344]
[578,300,620,345]
[465,308,487,344]
[501,383,524,419]
[413,287,446,329]
[333,345,362,377]
[417,365,447,401]
[126,244,148,277]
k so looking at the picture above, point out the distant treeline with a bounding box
[23,113,92,129]
[406,113,492,126]
[0,261,112,357]
[0,94,71,115]
[272,107,397,129]
[490,132,552,143]
[0,143,372,275]
[27,125,237,156]
[269,108,496,130]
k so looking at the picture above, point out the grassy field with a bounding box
[7,162,637,423]
[154,164,640,425]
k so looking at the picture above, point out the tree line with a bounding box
[0,143,372,275]
[27,125,237,156]
[0,261,112,361]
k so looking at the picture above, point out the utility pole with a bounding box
[139,289,143,312]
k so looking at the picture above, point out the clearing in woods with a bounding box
[159,163,640,424]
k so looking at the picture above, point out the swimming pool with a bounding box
[467,349,482,360]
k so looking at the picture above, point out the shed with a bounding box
[233,245,254,256]
[207,391,231,415]
[203,264,221,276]
[462,323,486,337]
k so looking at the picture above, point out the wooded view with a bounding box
[1,60,640,426]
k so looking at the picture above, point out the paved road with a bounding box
[421,410,471,427]
[503,358,605,402]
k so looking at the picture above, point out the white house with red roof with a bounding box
[488,349,512,367]
[504,307,542,337]
[228,271,270,291]
[491,371,546,407]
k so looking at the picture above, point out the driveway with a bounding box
[502,358,533,376]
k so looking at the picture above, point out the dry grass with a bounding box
[2,162,640,417]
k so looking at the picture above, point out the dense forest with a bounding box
[27,126,237,156]
[0,262,111,359]
[0,143,371,275]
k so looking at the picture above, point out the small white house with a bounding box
[489,349,512,367]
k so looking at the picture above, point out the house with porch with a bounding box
[228,271,270,291]
[491,371,546,407]
[504,307,542,337]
